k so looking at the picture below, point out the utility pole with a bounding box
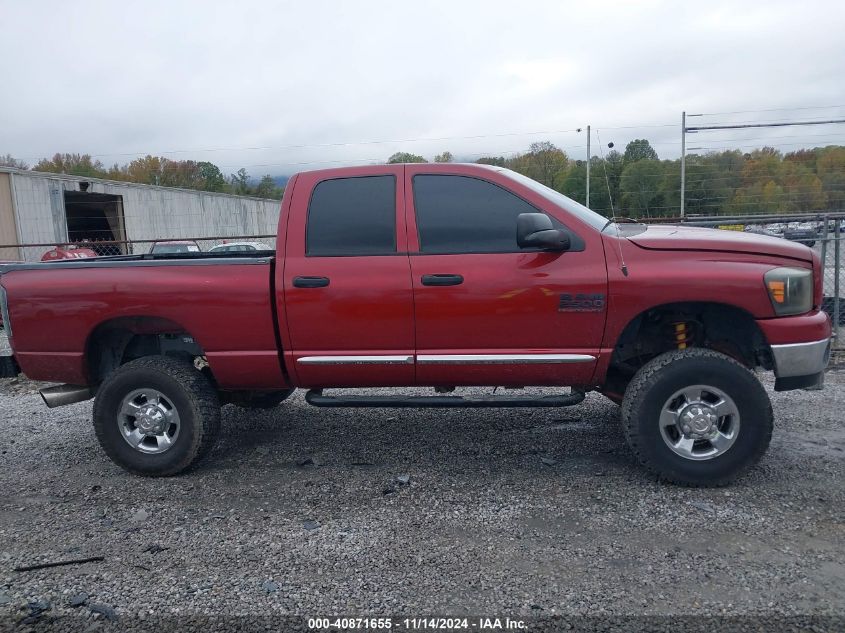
[586,125,591,208]
[680,111,686,219]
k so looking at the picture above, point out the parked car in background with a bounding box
[783,223,819,247]
[41,244,98,261]
[149,240,201,254]
[743,225,781,239]
[208,241,272,253]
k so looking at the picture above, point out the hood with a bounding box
[624,224,813,263]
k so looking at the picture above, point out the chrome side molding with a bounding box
[417,354,596,364]
[297,353,596,365]
[297,355,414,365]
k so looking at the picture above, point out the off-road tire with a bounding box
[93,355,221,476]
[621,348,773,487]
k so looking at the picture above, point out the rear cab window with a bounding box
[306,176,396,256]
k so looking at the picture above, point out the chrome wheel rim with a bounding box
[659,385,740,461]
[118,388,181,454]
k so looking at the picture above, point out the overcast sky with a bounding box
[2,0,844,176]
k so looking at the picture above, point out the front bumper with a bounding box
[771,337,832,378]
[756,310,833,391]
[770,337,831,391]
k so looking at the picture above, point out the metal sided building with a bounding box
[0,167,281,261]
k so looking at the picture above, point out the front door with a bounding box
[405,166,608,387]
[281,166,415,387]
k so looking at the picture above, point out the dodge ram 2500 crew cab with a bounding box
[0,164,832,485]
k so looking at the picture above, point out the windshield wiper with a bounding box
[601,217,643,232]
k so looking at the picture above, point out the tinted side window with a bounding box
[307,176,396,256]
[413,175,539,254]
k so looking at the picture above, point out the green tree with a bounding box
[620,159,665,217]
[255,175,284,199]
[198,161,228,192]
[525,141,568,188]
[816,146,845,211]
[505,141,568,188]
[779,161,827,211]
[434,151,454,163]
[558,161,587,205]
[661,155,734,216]
[229,168,252,195]
[623,139,658,163]
[577,156,613,215]
[601,150,625,214]
[387,152,427,164]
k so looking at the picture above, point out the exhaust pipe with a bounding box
[40,384,93,408]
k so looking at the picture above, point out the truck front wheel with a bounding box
[93,356,221,476]
[621,348,773,486]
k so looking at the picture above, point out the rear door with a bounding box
[281,167,415,387]
[406,166,608,387]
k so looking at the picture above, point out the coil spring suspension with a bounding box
[672,321,693,350]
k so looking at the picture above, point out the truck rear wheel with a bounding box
[621,348,773,487]
[93,356,221,476]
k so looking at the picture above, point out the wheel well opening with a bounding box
[86,317,209,385]
[604,302,772,400]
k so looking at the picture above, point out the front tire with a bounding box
[93,356,221,476]
[621,348,773,486]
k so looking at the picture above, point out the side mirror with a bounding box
[516,213,570,251]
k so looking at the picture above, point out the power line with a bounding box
[687,118,845,132]
[693,104,845,116]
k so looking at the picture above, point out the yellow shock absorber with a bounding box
[674,322,688,350]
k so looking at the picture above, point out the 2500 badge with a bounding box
[558,293,605,312]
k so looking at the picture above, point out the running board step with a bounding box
[304,389,585,408]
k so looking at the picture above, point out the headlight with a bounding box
[764,267,813,316]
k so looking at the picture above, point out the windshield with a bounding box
[501,168,609,231]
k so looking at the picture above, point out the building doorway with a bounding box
[63,191,127,255]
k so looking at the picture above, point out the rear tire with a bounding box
[93,356,221,476]
[621,348,773,487]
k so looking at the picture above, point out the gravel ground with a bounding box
[0,371,843,632]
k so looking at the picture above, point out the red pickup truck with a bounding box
[0,164,832,485]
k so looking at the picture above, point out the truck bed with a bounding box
[0,253,287,389]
